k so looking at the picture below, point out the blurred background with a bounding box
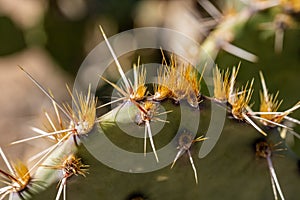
[0,0,300,169]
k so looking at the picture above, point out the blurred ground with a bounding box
[0,47,71,167]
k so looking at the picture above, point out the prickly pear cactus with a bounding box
[1,1,300,200]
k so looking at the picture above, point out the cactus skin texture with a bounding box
[30,100,300,200]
